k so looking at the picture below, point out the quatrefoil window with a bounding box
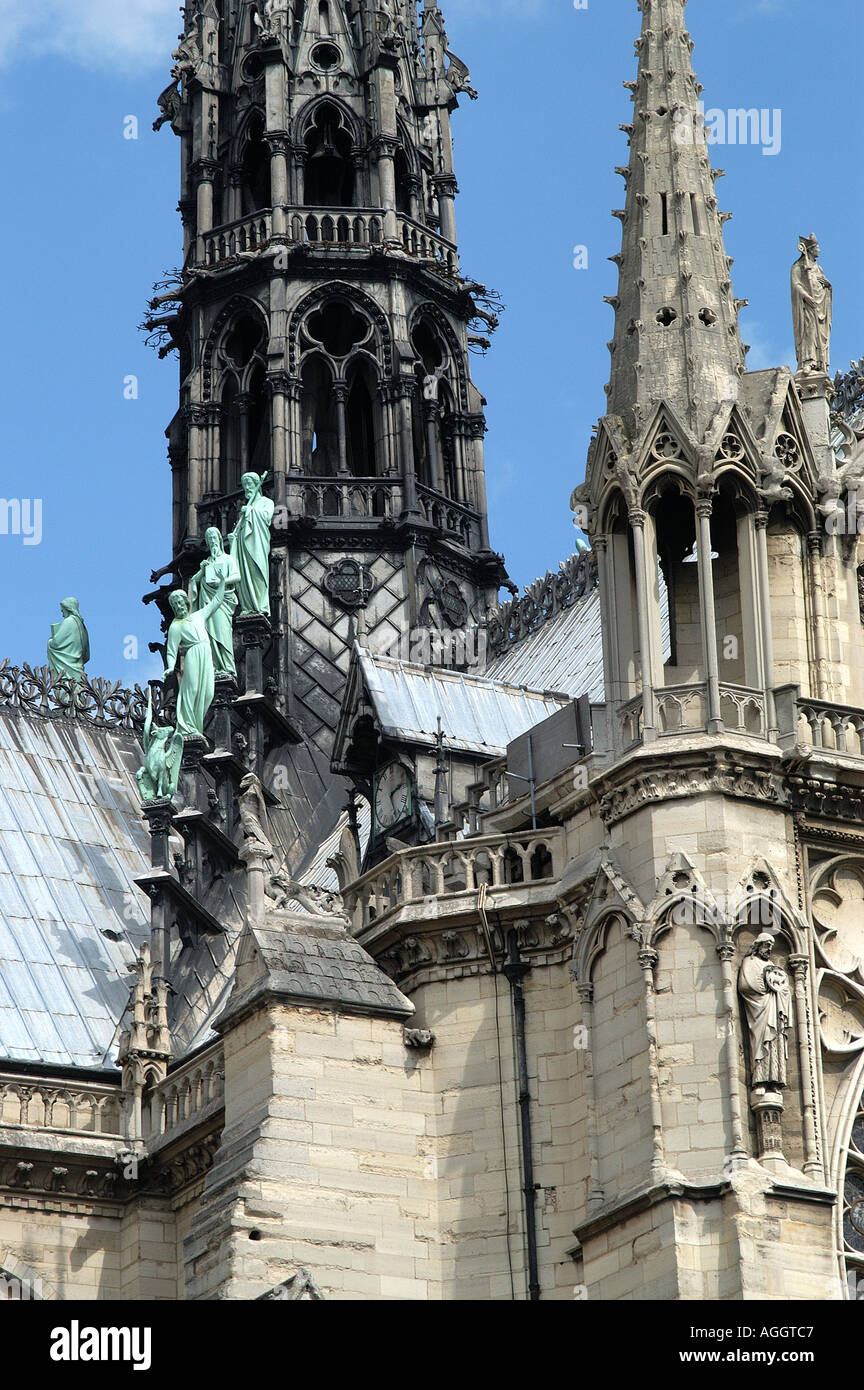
[812,865,864,982]
[651,431,683,462]
[718,433,744,461]
[774,432,800,467]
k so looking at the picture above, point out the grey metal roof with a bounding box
[483,587,606,700]
[356,649,570,756]
[0,709,150,1069]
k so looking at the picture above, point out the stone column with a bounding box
[237,393,251,476]
[376,137,399,242]
[577,983,604,1210]
[424,400,444,493]
[194,159,218,264]
[432,174,458,246]
[334,384,350,476]
[638,947,667,1180]
[629,507,657,741]
[185,404,209,540]
[717,941,748,1161]
[397,381,420,516]
[267,134,290,237]
[754,509,779,739]
[788,955,822,1177]
[268,372,290,506]
[469,417,490,549]
[696,499,723,734]
[807,532,830,700]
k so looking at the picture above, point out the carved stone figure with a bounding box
[190,528,241,679]
[791,234,833,374]
[267,866,350,924]
[228,473,275,616]
[47,598,90,684]
[239,773,275,858]
[164,580,225,740]
[738,934,793,1089]
[136,688,183,804]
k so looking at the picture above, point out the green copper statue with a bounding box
[136,688,183,803]
[229,472,274,616]
[47,598,90,684]
[164,578,226,740]
[190,527,241,678]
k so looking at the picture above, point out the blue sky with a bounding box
[0,0,860,686]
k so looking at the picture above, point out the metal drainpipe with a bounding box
[502,927,541,1301]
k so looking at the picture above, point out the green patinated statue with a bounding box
[136,688,184,803]
[47,598,90,683]
[190,527,241,678]
[164,578,226,740]
[228,472,275,616]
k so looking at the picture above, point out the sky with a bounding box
[0,0,861,687]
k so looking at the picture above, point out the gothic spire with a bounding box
[605,0,748,438]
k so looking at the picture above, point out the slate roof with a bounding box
[0,709,150,1069]
[482,588,605,700]
[349,648,571,757]
[223,918,413,1025]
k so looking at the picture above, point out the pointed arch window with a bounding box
[303,104,355,208]
[301,358,340,475]
[346,360,378,477]
[240,112,271,214]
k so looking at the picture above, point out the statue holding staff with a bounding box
[228,472,274,616]
[190,527,241,678]
[164,578,226,740]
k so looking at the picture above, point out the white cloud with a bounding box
[0,0,180,73]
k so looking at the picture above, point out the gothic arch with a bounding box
[408,302,469,412]
[202,296,269,401]
[289,283,393,377]
[294,95,365,151]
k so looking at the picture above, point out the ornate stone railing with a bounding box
[144,1048,224,1147]
[288,476,404,521]
[776,687,864,758]
[619,682,767,744]
[0,661,154,734]
[416,485,482,547]
[197,487,246,537]
[397,214,459,275]
[482,549,598,656]
[203,211,272,267]
[0,1075,123,1138]
[198,207,458,275]
[344,829,566,935]
[289,207,384,248]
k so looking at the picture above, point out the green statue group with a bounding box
[47,472,275,806]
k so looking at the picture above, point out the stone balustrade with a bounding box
[344,829,565,934]
[144,1049,224,1146]
[0,1075,123,1138]
[775,685,864,759]
[619,682,767,744]
[203,211,272,267]
[289,476,403,521]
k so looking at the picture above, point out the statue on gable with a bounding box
[136,689,183,804]
[228,472,275,616]
[791,234,832,375]
[163,578,226,740]
[190,528,241,679]
[47,598,90,685]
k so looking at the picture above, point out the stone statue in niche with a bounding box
[190,528,240,679]
[791,234,832,375]
[47,598,90,684]
[228,472,275,616]
[738,933,793,1090]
